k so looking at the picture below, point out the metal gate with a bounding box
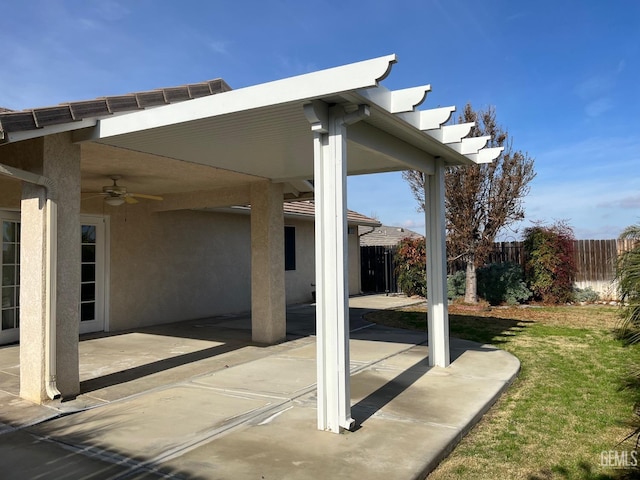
[360,246,399,294]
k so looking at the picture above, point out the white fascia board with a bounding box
[93,55,397,140]
[347,121,436,174]
[1,118,98,144]
[426,122,474,144]
[450,135,490,155]
[356,84,431,113]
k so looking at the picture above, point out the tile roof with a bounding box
[222,201,380,226]
[0,79,231,138]
[283,201,380,226]
[358,225,423,247]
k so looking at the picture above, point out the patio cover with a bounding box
[0,54,501,433]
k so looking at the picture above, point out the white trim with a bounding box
[91,55,397,140]
[2,118,98,145]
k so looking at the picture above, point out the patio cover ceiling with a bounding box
[72,54,501,184]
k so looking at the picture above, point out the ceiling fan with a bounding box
[84,175,163,206]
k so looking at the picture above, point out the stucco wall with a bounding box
[284,219,316,304]
[3,191,364,333]
[103,209,363,330]
[105,207,253,331]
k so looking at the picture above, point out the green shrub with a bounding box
[394,237,427,297]
[447,270,467,300]
[523,221,577,304]
[477,262,532,305]
[616,224,640,341]
[573,286,600,303]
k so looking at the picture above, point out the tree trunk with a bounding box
[464,257,478,303]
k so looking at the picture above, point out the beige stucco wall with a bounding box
[101,207,253,331]
[3,186,364,333]
[284,219,316,304]
[101,208,363,330]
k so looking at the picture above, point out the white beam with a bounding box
[466,146,505,164]
[311,103,354,433]
[347,121,435,174]
[450,135,491,155]
[357,84,431,113]
[396,106,456,131]
[426,122,474,144]
[425,159,450,368]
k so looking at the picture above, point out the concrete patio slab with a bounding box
[0,294,520,479]
[155,401,461,480]
[30,384,287,461]
[0,430,135,480]
[193,356,317,397]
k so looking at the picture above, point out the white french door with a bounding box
[0,212,108,344]
[1,212,20,344]
[79,215,107,335]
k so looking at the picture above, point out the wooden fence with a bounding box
[362,239,637,298]
[449,239,637,299]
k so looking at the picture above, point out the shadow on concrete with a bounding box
[79,342,248,395]
[77,304,424,397]
[351,355,431,428]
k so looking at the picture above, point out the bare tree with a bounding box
[403,103,535,303]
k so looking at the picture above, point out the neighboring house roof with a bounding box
[0,79,231,141]
[214,201,380,227]
[359,225,423,247]
[283,201,380,226]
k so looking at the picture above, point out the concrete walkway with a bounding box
[0,294,519,479]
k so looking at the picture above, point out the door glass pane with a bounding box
[81,245,95,263]
[2,287,15,308]
[3,222,15,242]
[80,302,95,322]
[2,309,15,330]
[81,225,96,243]
[2,266,14,286]
[81,264,95,280]
[81,283,95,302]
[2,244,15,264]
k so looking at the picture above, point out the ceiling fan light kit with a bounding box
[104,196,126,207]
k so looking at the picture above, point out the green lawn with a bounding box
[366,305,640,479]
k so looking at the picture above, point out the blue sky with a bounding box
[1,0,638,239]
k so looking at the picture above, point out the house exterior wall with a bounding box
[284,219,316,304]
[103,207,253,331]
[98,207,362,332]
[1,183,365,336]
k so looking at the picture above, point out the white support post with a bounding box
[425,159,450,367]
[311,103,355,433]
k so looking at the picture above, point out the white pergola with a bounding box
[2,55,501,433]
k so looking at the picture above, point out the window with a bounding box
[284,226,296,271]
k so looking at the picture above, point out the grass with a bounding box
[365,304,640,480]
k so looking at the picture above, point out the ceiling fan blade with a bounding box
[81,193,108,201]
[124,196,139,204]
[129,193,163,201]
